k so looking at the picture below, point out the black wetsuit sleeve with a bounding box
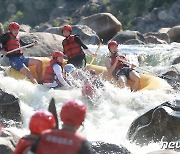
[20,39,34,48]
[0,33,10,50]
[78,140,93,154]
[29,136,41,153]
[74,35,88,49]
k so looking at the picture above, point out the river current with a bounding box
[0,43,180,154]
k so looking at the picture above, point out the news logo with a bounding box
[160,141,180,149]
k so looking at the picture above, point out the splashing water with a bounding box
[0,44,180,154]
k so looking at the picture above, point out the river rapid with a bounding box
[0,43,180,154]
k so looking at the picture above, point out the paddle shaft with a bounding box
[120,59,161,76]
[1,43,34,57]
[120,59,180,82]
[89,42,101,65]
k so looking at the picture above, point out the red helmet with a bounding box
[8,22,20,30]
[52,51,64,59]
[108,41,118,48]
[60,99,86,126]
[62,25,72,32]
[29,111,56,134]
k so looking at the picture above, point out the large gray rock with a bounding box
[0,89,21,127]
[167,25,180,43]
[172,57,180,65]
[45,25,100,45]
[144,32,170,44]
[127,100,180,145]
[144,35,167,44]
[78,13,122,42]
[0,129,20,154]
[91,141,131,154]
[19,32,64,57]
[111,30,145,44]
[162,64,180,90]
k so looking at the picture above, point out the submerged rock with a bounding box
[162,64,180,90]
[127,100,180,146]
[0,129,20,154]
[0,89,21,127]
[91,141,131,154]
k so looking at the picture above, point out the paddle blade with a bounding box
[48,98,59,129]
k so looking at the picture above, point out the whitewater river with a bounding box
[0,43,180,154]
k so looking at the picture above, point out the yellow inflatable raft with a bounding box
[4,57,171,91]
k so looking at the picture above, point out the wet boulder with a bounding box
[0,89,21,127]
[127,100,180,145]
[111,30,145,44]
[172,57,180,65]
[91,141,131,154]
[162,64,180,90]
[0,129,20,154]
[79,13,122,42]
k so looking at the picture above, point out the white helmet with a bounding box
[64,64,76,74]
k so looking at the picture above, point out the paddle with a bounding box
[89,40,102,66]
[48,98,59,129]
[1,43,35,57]
[120,59,180,83]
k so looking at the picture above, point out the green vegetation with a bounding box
[105,0,175,29]
[0,0,176,30]
[0,0,58,28]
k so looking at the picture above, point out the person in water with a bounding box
[82,69,104,99]
[28,99,93,154]
[61,25,96,68]
[0,22,43,84]
[105,41,140,91]
[14,111,56,154]
[43,51,71,89]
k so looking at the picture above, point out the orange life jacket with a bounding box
[43,59,63,83]
[62,35,84,59]
[35,129,86,154]
[14,135,36,154]
[6,33,22,55]
[110,53,128,74]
